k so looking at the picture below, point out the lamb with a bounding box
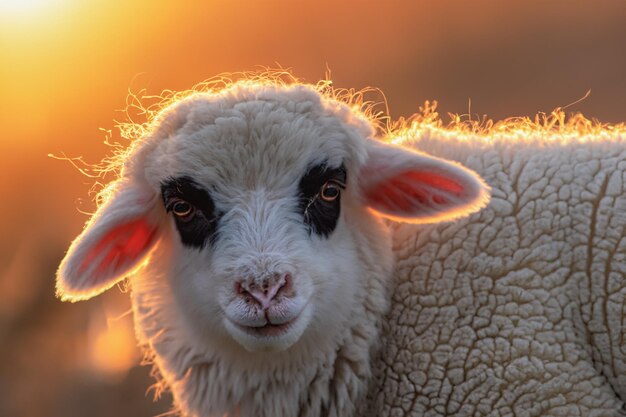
[58,76,488,416]
[56,77,490,417]
[56,75,626,416]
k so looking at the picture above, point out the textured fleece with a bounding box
[369,132,626,417]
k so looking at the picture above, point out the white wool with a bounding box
[369,130,626,416]
[127,85,393,416]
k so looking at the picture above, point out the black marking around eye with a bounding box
[298,162,347,237]
[161,176,219,249]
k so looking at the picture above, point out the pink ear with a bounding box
[57,181,162,301]
[78,218,158,276]
[360,141,490,223]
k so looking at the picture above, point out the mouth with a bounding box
[223,304,313,352]
[222,298,313,351]
[232,317,297,338]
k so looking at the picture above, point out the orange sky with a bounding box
[0,0,625,248]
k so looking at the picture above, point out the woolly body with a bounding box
[371,131,626,416]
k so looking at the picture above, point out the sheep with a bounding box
[56,77,490,417]
[56,74,626,417]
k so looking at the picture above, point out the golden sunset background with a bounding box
[0,1,625,416]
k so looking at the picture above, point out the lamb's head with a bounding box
[56,82,489,414]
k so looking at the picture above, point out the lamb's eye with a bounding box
[172,201,193,217]
[320,181,341,202]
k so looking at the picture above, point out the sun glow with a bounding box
[0,0,60,14]
[86,294,140,381]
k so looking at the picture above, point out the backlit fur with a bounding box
[57,77,490,417]
[127,84,395,416]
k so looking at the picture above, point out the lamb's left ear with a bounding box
[359,140,490,223]
[56,179,162,302]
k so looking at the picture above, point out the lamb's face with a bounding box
[142,93,370,351]
[56,82,490,362]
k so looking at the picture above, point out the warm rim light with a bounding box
[50,70,626,204]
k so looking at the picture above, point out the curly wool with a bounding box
[370,130,626,416]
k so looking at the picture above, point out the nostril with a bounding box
[277,273,292,297]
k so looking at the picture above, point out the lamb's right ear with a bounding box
[359,140,490,223]
[56,180,163,302]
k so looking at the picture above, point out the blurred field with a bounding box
[0,1,624,416]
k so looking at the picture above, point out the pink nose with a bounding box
[237,274,291,310]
